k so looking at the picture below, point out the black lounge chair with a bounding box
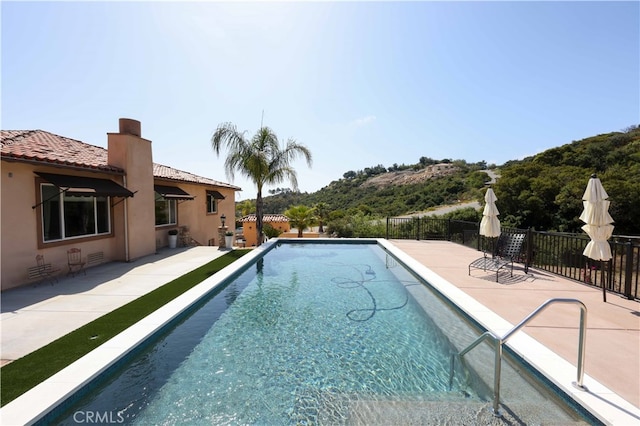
[468,233,526,282]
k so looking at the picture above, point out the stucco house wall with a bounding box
[1,164,128,289]
[0,118,239,291]
[152,181,236,248]
[240,214,291,247]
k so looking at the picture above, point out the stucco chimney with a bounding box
[119,118,141,137]
[107,118,155,261]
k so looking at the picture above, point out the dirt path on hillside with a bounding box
[397,201,481,218]
[396,170,497,218]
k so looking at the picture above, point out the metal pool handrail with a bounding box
[449,298,588,416]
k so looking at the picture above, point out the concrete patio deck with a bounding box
[1,240,638,421]
[1,246,229,365]
[390,239,640,411]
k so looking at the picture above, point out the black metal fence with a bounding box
[386,217,640,300]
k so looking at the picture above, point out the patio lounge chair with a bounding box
[468,232,526,282]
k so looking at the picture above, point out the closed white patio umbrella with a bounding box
[579,174,614,301]
[480,188,501,238]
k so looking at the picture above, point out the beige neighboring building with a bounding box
[1,118,240,291]
[239,214,290,247]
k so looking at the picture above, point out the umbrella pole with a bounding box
[601,260,606,303]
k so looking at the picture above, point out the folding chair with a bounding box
[67,248,86,277]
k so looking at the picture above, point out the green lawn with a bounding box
[0,249,250,406]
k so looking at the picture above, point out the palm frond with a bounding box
[211,123,251,182]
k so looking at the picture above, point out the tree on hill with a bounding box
[494,126,640,234]
[236,200,255,218]
[212,123,312,245]
[313,202,329,233]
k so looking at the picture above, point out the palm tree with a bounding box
[211,123,312,245]
[284,205,317,238]
[313,202,329,233]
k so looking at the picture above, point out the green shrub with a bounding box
[327,212,386,238]
[263,223,282,238]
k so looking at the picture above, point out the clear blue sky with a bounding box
[2,1,638,201]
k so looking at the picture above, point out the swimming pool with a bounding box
[34,240,598,425]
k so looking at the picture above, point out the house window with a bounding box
[155,192,177,226]
[40,183,110,242]
[206,192,218,213]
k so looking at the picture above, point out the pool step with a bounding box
[343,398,590,425]
[293,389,590,426]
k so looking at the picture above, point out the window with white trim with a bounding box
[206,192,218,213]
[40,183,111,242]
[155,192,177,226]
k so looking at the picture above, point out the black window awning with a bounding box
[36,172,134,198]
[207,190,225,200]
[154,184,194,200]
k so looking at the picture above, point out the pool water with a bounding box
[53,242,592,425]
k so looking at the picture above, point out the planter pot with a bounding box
[225,235,233,248]
[168,234,178,248]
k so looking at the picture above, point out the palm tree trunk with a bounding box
[256,190,264,246]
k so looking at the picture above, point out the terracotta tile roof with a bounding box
[1,129,239,189]
[240,214,289,223]
[153,164,239,190]
[1,130,121,173]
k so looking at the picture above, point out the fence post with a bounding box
[476,221,481,251]
[525,228,532,274]
[624,239,634,299]
[447,218,452,241]
[386,217,389,240]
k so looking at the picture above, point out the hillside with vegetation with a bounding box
[240,126,640,236]
[494,125,640,234]
[262,158,491,217]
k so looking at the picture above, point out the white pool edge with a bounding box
[379,238,640,426]
[0,244,270,426]
[2,238,638,425]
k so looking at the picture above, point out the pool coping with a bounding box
[380,238,640,426]
[0,244,269,425]
[1,238,638,425]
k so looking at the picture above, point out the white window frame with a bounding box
[206,192,218,214]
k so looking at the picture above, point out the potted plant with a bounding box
[225,230,234,248]
[168,229,178,248]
